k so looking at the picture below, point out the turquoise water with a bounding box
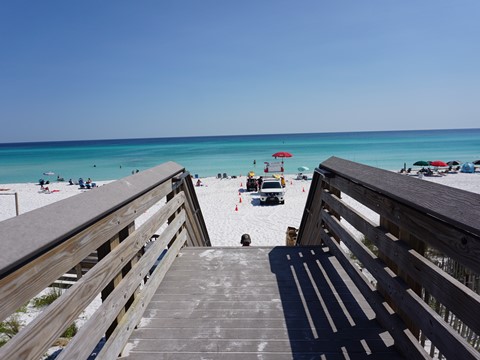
[0,129,479,184]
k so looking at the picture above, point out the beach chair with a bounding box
[222,173,228,179]
[217,173,222,179]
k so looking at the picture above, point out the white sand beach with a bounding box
[1,171,479,246]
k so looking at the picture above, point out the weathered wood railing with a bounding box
[0,162,210,359]
[298,156,480,360]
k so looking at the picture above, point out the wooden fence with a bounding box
[298,156,480,360]
[0,162,210,359]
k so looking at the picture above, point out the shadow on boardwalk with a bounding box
[268,246,404,359]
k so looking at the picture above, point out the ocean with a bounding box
[0,129,479,184]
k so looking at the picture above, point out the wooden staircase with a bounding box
[120,246,405,359]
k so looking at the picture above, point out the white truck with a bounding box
[259,178,285,205]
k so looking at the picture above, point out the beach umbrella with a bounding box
[447,160,462,166]
[298,166,309,172]
[429,160,448,167]
[272,151,293,159]
[413,161,429,166]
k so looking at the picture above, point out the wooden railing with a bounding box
[298,157,480,360]
[0,162,210,359]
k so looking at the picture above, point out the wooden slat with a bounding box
[321,210,479,360]
[0,193,186,360]
[0,161,184,278]
[321,168,480,274]
[57,211,187,360]
[322,190,480,334]
[0,180,173,322]
[320,156,480,237]
[97,230,188,359]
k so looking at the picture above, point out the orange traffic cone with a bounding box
[239,197,242,203]
[302,187,305,192]
[240,182,243,187]
[235,205,238,211]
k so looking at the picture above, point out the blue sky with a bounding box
[1,1,479,142]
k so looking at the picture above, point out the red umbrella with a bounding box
[429,160,448,167]
[272,151,293,159]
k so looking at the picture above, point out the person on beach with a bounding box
[257,176,263,190]
[241,234,251,246]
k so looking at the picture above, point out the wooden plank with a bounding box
[322,190,480,335]
[0,180,173,322]
[0,194,186,360]
[96,230,188,359]
[119,353,398,360]
[56,211,187,360]
[0,161,184,277]
[120,338,399,355]
[322,210,479,360]
[321,170,480,274]
[320,156,480,237]
[130,326,391,341]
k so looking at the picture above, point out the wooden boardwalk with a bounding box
[120,246,405,359]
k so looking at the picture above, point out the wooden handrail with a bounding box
[298,156,480,359]
[0,162,210,359]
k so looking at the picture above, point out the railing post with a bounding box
[167,178,183,248]
[97,221,136,339]
[378,216,425,338]
[324,183,342,244]
[298,169,336,246]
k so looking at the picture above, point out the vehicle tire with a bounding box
[260,200,265,205]
[281,200,285,205]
